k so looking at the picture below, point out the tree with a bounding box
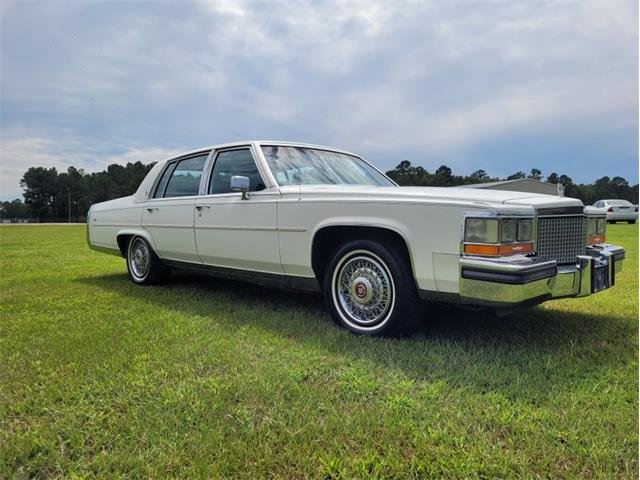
[386,161,434,186]
[611,176,631,201]
[593,176,615,202]
[435,165,452,178]
[527,168,542,180]
[0,199,28,219]
[556,174,576,197]
[20,167,58,219]
[506,171,526,180]
[56,166,90,221]
[431,165,453,186]
[397,160,412,174]
[469,169,489,182]
[546,172,559,184]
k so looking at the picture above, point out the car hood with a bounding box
[286,185,583,210]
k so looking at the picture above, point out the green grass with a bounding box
[1,224,637,479]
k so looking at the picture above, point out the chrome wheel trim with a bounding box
[128,238,150,280]
[331,249,395,331]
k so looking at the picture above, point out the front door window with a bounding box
[209,149,266,194]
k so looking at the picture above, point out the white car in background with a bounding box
[592,200,638,224]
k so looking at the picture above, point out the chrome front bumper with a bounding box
[459,244,625,306]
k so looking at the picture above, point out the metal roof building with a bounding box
[460,178,563,196]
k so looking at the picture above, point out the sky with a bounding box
[1,1,638,200]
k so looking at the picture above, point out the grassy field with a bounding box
[1,224,637,478]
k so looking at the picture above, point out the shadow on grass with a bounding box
[77,271,636,401]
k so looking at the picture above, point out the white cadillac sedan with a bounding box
[87,141,625,336]
[592,199,638,224]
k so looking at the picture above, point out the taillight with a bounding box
[607,207,614,212]
[635,207,638,212]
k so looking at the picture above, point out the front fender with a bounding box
[310,216,417,278]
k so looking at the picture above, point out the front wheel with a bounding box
[323,240,423,336]
[126,236,170,285]
[627,220,636,224]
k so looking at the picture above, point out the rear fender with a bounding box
[115,228,159,257]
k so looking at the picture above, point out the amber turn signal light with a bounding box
[587,234,605,245]
[464,243,533,256]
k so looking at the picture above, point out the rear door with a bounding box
[194,146,283,273]
[142,152,210,263]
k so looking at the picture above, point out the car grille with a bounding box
[537,216,586,264]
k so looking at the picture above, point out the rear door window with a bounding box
[157,154,209,198]
[153,163,177,198]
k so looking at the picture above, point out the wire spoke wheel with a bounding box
[129,238,150,279]
[332,251,395,329]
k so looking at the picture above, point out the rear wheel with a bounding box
[126,236,170,285]
[323,239,423,336]
[628,220,636,224]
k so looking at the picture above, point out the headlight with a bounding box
[596,218,605,235]
[587,218,597,235]
[463,215,534,256]
[501,219,517,243]
[464,218,499,243]
[517,219,533,242]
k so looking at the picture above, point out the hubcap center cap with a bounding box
[350,277,373,304]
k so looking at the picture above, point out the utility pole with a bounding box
[67,188,71,223]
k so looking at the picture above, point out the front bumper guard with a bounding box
[459,244,625,306]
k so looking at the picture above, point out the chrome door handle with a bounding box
[195,205,210,211]
[146,207,158,212]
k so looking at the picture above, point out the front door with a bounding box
[142,152,210,263]
[194,147,283,273]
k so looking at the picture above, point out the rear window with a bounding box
[608,200,632,206]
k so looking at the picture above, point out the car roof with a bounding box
[160,140,360,164]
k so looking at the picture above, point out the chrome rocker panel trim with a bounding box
[458,244,625,307]
[162,259,322,293]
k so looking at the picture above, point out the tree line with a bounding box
[384,161,638,206]
[1,162,154,221]
[1,160,637,220]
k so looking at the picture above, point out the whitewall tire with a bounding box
[126,236,170,285]
[323,239,423,336]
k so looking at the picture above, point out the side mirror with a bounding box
[231,175,251,200]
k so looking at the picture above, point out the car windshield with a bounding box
[608,200,632,206]
[261,145,395,187]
